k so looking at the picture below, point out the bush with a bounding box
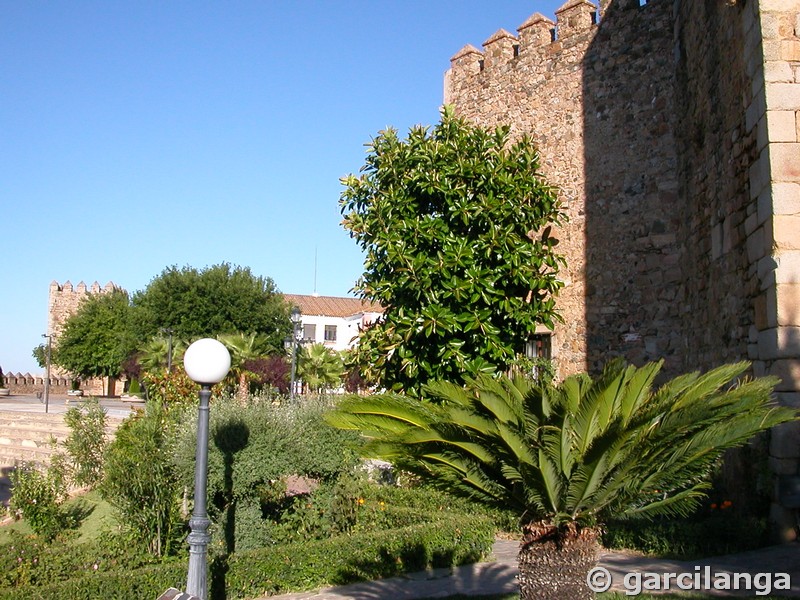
[602,512,770,559]
[63,398,107,488]
[100,404,184,557]
[0,560,187,600]
[0,516,495,600]
[224,514,495,599]
[8,461,70,541]
[172,398,361,552]
[0,529,163,589]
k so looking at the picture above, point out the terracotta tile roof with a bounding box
[283,294,384,318]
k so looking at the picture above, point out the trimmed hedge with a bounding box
[225,515,495,599]
[0,515,495,600]
[0,561,187,600]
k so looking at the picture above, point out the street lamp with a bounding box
[163,328,174,373]
[289,307,302,401]
[183,338,231,600]
[41,334,51,414]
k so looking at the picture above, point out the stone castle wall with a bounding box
[445,0,681,377]
[445,0,800,536]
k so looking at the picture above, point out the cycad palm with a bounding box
[218,333,274,402]
[327,360,796,599]
[138,336,186,374]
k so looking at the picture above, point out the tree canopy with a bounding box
[132,263,291,353]
[53,289,137,379]
[340,106,565,393]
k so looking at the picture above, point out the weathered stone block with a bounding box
[775,391,800,408]
[770,358,800,390]
[777,283,800,326]
[758,326,800,359]
[765,83,800,110]
[774,215,800,249]
[770,143,800,181]
[775,250,800,282]
[772,182,800,214]
[767,110,798,141]
[764,60,795,83]
[769,457,799,477]
[747,226,767,262]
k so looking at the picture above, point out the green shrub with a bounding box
[224,515,495,599]
[0,529,163,589]
[100,404,184,557]
[0,560,187,600]
[0,516,495,600]
[172,398,361,552]
[63,398,107,488]
[9,461,70,541]
[602,512,770,559]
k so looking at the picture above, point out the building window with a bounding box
[324,325,337,342]
[526,334,552,360]
[303,324,316,342]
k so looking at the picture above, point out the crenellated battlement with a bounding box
[443,0,662,105]
[446,0,600,91]
[47,279,123,340]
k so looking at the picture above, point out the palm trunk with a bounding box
[518,521,600,600]
[237,373,249,404]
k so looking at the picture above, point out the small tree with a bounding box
[132,263,291,351]
[340,106,565,394]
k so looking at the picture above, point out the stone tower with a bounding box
[445,0,800,539]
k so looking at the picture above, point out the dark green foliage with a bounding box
[0,529,165,590]
[328,360,797,530]
[602,513,770,559]
[223,516,495,599]
[0,559,187,600]
[132,263,291,352]
[8,462,70,541]
[53,289,137,379]
[0,517,494,600]
[340,106,565,394]
[31,344,47,369]
[63,398,107,488]
[172,398,361,552]
[100,405,183,557]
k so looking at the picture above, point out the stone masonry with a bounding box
[445,0,800,538]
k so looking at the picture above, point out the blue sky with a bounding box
[1,1,565,374]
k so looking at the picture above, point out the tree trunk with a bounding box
[518,521,601,600]
[237,373,249,404]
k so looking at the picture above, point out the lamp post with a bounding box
[289,307,302,401]
[183,338,231,600]
[41,334,51,414]
[162,327,174,373]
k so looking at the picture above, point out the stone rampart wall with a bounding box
[445,0,679,377]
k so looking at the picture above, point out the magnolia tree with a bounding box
[340,106,565,394]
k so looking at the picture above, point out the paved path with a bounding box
[258,538,800,599]
[0,393,137,419]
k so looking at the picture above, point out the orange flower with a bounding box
[721,500,732,509]
[710,503,718,509]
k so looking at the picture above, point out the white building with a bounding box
[283,294,383,352]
